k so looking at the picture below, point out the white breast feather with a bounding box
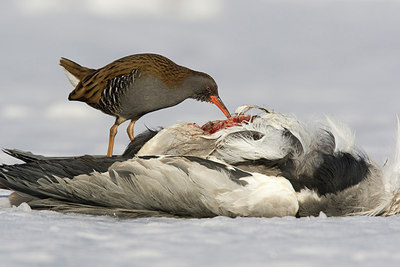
[215,173,299,217]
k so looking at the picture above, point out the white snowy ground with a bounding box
[1,190,400,267]
[1,1,400,266]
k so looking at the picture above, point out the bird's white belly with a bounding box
[214,173,299,217]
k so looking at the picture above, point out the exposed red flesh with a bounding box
[201,115,253,134]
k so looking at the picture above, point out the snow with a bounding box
[1,201,400,267]
[1,0,400,266]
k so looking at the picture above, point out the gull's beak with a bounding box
[210,95,231,118]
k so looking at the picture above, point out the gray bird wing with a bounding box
[0,153,254,218]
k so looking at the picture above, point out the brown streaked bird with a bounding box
[60,53,231,157]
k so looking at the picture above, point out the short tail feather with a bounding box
[59,57,95,87]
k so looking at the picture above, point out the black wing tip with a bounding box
[2,149,45,163]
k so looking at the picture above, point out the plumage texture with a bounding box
[62,54,192,104]
[0,154,298,218]
[1,105,400,218]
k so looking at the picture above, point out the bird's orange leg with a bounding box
[107,123,119,157]
[127,119,136,141]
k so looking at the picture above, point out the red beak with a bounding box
[210,95,231,118]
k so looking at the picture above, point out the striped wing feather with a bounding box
[67,54,193,105]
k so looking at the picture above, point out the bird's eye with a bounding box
[206,86,211,91]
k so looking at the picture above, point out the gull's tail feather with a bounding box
[362,117,400,216]
[380,116,400,215]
